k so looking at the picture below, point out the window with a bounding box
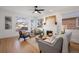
[76,17,79,27]
[62,17,77,29]
[16,16,28,31]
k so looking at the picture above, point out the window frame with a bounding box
[76,17,79,27]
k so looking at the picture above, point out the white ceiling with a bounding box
[0,6,79,18]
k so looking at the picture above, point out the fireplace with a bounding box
[46,31,53,37]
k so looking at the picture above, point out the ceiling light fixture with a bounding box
[34,11,38,14]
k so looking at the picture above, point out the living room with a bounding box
[0,6,79,53]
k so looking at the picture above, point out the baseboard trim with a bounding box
[0,36,19,40]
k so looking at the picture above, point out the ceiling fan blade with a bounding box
[33,6,44,14]
[37,9,44,11]
[38,11,41,14]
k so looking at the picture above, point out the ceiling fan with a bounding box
[33,6,44,14]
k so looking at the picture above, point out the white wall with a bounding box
[0,8,31,38]
[62,11,79,18]
[70,30,79,43]
[65,29,79,43]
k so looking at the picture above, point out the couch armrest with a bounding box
[37,39,55,47]
[36,37,63,53]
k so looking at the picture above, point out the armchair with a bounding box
[36,37,63,53]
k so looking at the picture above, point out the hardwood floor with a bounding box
[0,37,40,53]
[1,36,79,53]
[69,41,79,53]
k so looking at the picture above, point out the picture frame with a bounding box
[5,16,12,30]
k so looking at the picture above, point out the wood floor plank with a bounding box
[0,37,39,53]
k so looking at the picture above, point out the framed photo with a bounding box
[5,16,12,30]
